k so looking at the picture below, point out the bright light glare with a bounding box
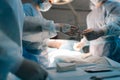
[52,0,73,5]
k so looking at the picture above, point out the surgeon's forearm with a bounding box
[82,29,105,41]
[46,39,63,49]
[23,17,43,32]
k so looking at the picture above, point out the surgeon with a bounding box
[22,0,78,63]
[74,0,120,62]
[0,0,47,80]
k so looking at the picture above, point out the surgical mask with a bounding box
[90,0,99,5]
[90,0,106,5]
[39,1,52,12]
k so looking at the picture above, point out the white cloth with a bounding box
[48,49,82,67]
[0,0,24,79]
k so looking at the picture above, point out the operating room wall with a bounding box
[42,0,90,31]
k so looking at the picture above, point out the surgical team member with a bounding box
[22,0,57,62]
[0,0,47,80]
[22,0,78,63]
[74,0,120,62]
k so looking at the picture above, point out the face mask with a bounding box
[90,0,100,5]
[90,0,107,5]
[39,1,52,12]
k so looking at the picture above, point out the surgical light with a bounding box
[52,0,73,5]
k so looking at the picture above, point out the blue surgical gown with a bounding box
[86,1,120,62]
[0,0,24,80]
[22,3,57,62]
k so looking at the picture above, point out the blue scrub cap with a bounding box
[90,0,107,5]
[33,0,45,4]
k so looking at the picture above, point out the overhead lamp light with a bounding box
[52,0,73,5]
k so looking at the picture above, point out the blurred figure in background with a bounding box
[22,0,57,62]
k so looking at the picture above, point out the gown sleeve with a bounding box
[0,0,24,79]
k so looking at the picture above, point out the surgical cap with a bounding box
[33,0,44,4]
[90,0,107,5]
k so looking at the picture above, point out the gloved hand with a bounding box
[55,23,78,36]
[73,36,88,51]
[64,25,79,36]
[82,29,105,41]
[73,42,85,51]
[81,29,95,41]
[14,59,48,80]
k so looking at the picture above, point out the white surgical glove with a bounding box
[73,42,84,51]
[73,36,88,51]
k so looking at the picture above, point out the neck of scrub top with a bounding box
[96,0,107,8]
